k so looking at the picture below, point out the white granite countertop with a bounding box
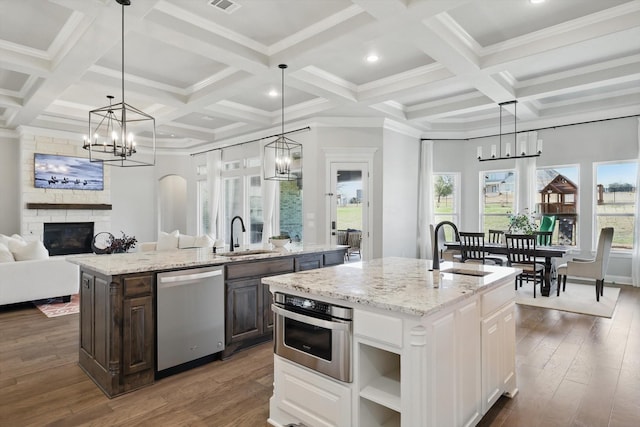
[67,243,346,276]
[262,257,521,317]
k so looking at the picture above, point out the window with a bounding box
[222,157,263,247]
[595,161,637,250]
[433,173,459,240]
[481,170,515,233]
[536,165,579,246]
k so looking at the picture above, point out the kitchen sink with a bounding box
[440,268,490,277]
[218,249,277,257]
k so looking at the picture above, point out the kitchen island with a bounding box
[68,244,346,398]
[263,258,520,427]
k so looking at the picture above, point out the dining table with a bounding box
[444,241,568,297]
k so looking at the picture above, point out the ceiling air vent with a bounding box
[208,0,241,14]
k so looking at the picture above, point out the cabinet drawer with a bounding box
[481,281,515,317]
[226,258,294,280]
[122,274,154,298]
[354,309,403,348]
[294,254,323,271]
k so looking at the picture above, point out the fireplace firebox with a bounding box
[43,222,94,256]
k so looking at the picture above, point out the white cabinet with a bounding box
[481,282,518,414]
[271,356,351,427]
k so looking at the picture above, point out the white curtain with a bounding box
[417,140,434,259]
[261,143,278,245]
[206,150,222,241]
[515,131,538,214]
[632,118,640,286]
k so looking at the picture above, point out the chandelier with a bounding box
[477,100,542,162]
[83,0,155,167]
[263,64,302,181]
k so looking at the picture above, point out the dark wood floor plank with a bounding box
[1,286,639,426]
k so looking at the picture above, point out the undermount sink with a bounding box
[440,268,490,277]
[218,249,277,257]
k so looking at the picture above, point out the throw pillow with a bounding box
[0,233,24,248]
[156,230,179,251]
[10,240,49,261]
[0,242,14,263]
[178,234,197,249]
[193,235,214,248]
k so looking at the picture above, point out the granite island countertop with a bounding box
[67,243,347,276]
[262,257,521,317]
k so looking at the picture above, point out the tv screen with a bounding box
[34,153,104,191]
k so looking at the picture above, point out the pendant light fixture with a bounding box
[477,100,542,162]
[263,64,302,181]
[83,0,156,167]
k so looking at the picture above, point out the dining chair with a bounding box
[486,229,508,265]
[459,232,492,264]
[505,234,545,297]
[535,230,553,246]
[346,230,362,260]
[556,227,613,301]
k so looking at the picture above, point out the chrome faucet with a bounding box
[229,216,246,252]
[430,221,460,271]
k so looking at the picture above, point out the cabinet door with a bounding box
[501,303,517,396]
[123,295,154,376]
[263,283,274,333]
[226,278,262,342]
[79,272,94,357]
[481,310,502,413]
[457,299,482,427]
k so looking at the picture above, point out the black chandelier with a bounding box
[83,0,155,167]
[263,64,302,181]
[477,100,542,162]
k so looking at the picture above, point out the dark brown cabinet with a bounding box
[78,269,154,398]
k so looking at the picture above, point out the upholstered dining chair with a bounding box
[505,234,545,297]
[556,227,613,301]
[459,232,493,264]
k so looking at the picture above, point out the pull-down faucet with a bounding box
[430,221,460,271]
[229,216,246,252]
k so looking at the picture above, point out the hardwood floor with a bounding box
[1,286,639,426]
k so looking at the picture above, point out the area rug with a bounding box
[33,294,79,318]
[515,283,620,318]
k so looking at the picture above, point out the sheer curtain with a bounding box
[206,150,222,241]
[261,143,277,245]
[633,118,640,286]
[417,140,434,259]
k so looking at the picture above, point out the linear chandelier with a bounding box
[477,100,542,162]
[83,0,155,167]
[263,64,302,181]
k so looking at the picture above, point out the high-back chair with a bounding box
[486,229,507,265]
[505,234,545,297]
[459,232,489,264]
[537,215,556,245]
[535,230,553,246]
[556,227,614,301]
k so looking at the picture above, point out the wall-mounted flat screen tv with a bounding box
[34,153,104,191]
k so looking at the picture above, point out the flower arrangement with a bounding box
[507,210,538,235]
[108,231,137,253]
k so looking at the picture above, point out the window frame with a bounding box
[432,172,460,228]
[479,168,517,234]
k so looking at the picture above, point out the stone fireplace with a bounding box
[19,130,112,245]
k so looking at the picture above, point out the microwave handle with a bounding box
[272,305,350,331]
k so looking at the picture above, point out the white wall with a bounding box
[433,117,639,283]
[0,135,20,235]
[110,164,156,244]
[382,128,420,258]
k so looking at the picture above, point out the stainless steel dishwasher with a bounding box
[156,265,225,376]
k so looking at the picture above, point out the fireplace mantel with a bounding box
[26,203,112,210]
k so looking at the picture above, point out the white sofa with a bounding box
[0,234,79,305]
[0,257,79,305]
[139,230,215,252]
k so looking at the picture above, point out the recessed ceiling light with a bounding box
[268,89,278,97]
[529,0,545,4]
[366,54,379,63]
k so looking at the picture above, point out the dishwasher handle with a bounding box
[158,269,222,288]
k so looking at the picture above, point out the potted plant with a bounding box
[507,210,538,235]
[108,231,137,253]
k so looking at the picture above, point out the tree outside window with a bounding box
[433,173,459,240]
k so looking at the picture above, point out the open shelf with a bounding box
[360,368,401,411]
[359,398,401,427]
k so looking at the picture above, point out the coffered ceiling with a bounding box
[1,0,639,152]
